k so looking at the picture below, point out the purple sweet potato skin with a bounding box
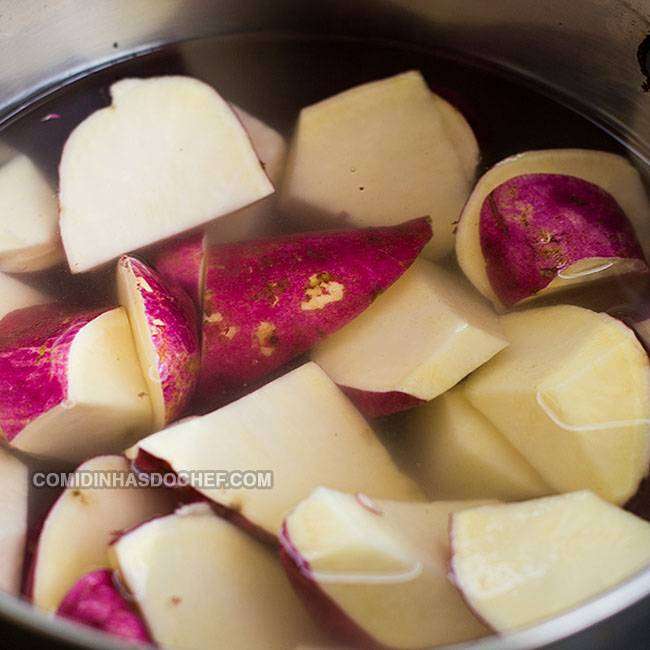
[56,569,152,644]
[341,386,424,419]
[279,523,382,649]
[197,217,432,405]
[0,304,104,441]
[121,256,200,424]
[480,173,646,307]
[151,231,206,308]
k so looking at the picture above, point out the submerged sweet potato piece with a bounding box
[57,569,151,644]
[197,217,432,405]
[480,173,646,307]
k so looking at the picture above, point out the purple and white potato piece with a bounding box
[129,362,422,541]
[312,259,508,418]
[0,304,153,462]
[280,488,490,649]
[197,217,432,406]
[0,272,49,321]
[280,70,478,260]
[456,149,650,309]
[0,153,63,273]
[56,569,152,644]
[109,502,325,650]
[59,76,274,273]
[118,255,200,429]
[479,173,646,308]
[0,449,28,596]
[280,543,377,650]
[151,231,206,309]
[30,455,175,612]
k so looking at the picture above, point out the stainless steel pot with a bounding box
[0,1,649,648]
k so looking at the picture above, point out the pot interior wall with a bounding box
[1,0,650,160]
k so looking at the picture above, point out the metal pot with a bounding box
[0,1,648,648]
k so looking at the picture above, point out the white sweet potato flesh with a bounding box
[110,503,324,650]
[117,255,200,429]
[0,272,48,320]
[463,305,650,504]
[0,449,28,595]
[312,258,508,416]
[130,362,422,537]
[59,76,274,272]
[281,488,490,648]
[456,149,650,307]
[280,70,477,260]
[0,305,153,463]
[31,455,174,612]
[233,106,287,185]
[0,154,63,272]
[401,387,549,501]
[450,492,650,631]
[206,106,288,244]
[434,94,479,183]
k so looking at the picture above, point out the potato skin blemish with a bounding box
[301,272,345,311]
[255,321,278,357]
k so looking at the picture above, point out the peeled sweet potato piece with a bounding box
[59,76,273,273]
[197,217,432,405]
[280,71,477,260]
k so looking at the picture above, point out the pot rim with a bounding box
[1,563,647,649]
